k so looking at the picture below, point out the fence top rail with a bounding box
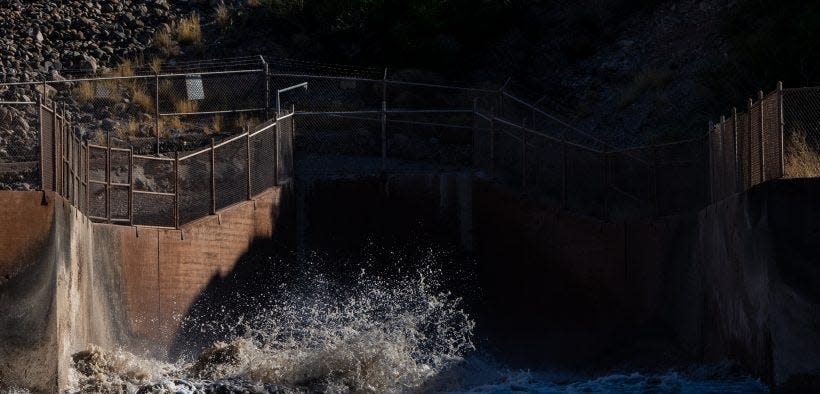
[494,115,605,153]
[213,130,251,149]
[0,68,266,87]
[267,71,498,94]
[500,91,609,147]
[132,154,175,162]
[250,120,277,138]
[178,146,212,161]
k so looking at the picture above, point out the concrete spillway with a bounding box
[0,176,819,391]
[0,187,288,392]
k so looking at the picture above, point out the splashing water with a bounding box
[67,274,476,393]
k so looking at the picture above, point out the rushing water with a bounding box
[61,262,768,393]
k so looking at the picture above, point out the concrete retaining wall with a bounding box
[0,186,287,392]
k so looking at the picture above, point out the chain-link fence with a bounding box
[35,90,294,228]
[6,57,818,224]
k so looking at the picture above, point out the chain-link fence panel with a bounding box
[736,111,751,191]
[178,149,212,225]
[524,132,564,207]
[271,74,382,113]
[493,120,525,191]
[608,147,653,220]
[749,101,763,186]
[565,144,606,218]
[783,87,820,178]
[386,111,473,169]
[0,86,40,185]
[214,136,249,211]
[38,102,55,191]
[386,80,488,112]
[657,138,707,215]
[132,156,174,227]
[473,112,493,174]
[87,145,108,219]
[277,115,294,182]
[720,115,737,198]
[158,70,266,115]
[250,120,277,195]
[762,91,783,181]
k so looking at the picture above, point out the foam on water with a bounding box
[67,273,476,393]
[63,268,768,393]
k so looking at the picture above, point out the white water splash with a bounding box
[67,274,475,393]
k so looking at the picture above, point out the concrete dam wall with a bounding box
[0,174,817,391]
[0,186,288,392]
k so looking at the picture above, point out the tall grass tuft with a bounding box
[177,13,202,46]
[785,131,820,178]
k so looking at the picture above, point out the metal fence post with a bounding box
[603,143,609,220]
[261,55,270,120]
[719,115,726,198]
[155,72,161,156]
[128,147,133,225]
[522,120,528,192]
[381,69,388,171]
[273,118,279,185]
[52,101,58,194]
[489,110,495,179]
[652,144,659,216]
[174,150,179,229]
[561,131,567,209]
[106,130,111,224]
[472,98,478,168]
[246,125,252,200]
[210,138,216,215]
[732,108,739,192]
[777,81,785,178]
[747,98,753,188]
[758,90,765,182]
[37,95,45,191]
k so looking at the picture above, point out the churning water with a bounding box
[62,263,768,393]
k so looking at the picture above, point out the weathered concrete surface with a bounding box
[0,187,287,391]
[91,187,285,357]
[0,191,120,392]
[692,178,820,390]
[472,177,820,390]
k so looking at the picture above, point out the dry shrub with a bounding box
[75,81,95,102]
[126,119,140,137]
[132,88,154,112]
[113,60,135,77]
[211,115,224,134]
[154,26,179,56]
[235,113,261,130]
[785,131,820,178]
[159,116,183,138]
[174,100,199,114]
[215,3,231,29]
[149,57,163,74]
[177,13,202,46]
[246,0,261,7]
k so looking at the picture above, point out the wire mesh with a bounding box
[493,122,525,190]
[473,112,493,174]
[736,111,751,190]
[386,113,473,168]
[277,115,294,182]
[271,74,382,113]
[657,138,707,214]
[749,102,762,186]
[132,156,174,227]
[565,144,606,218]
[608,147,653,219]
[214,136,249,211]
[783,87,820,178]
[524,133,565,207]
[251,120,277,195]
[761,92,783,181]
[178,149,212,225]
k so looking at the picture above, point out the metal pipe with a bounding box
[276,82,308,115]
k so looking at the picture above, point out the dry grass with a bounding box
[149,58,163,74]
[158,116,183,138]
[174,100,199,114]
[234,113,261,130]
[131,89,154,112]
[177,13,202,46]
[154,26,179,56]
[246,0,262,7]
[75,81,96,102]
[215,3,231,29]
[785,131,820,178]
[126,119,140,137]
[210,115,224,134]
